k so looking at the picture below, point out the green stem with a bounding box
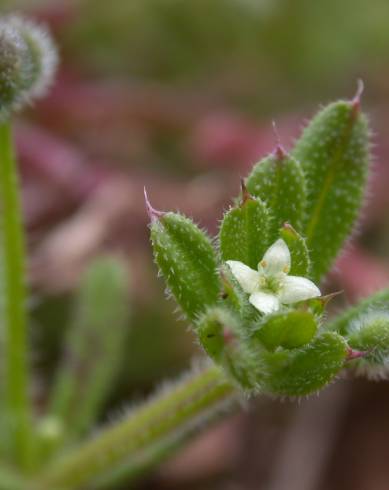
[0,122,31,468]
[36,363,237,490]
[94,432,199,490]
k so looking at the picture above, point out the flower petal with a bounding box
[279,275,321,304]
[226,260,259,294]
[261,239,291,275]
[249,291,280,314]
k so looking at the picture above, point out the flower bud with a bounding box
[0,16,58,120]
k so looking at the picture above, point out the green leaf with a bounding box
[150,212,220,320]
[49,256,130,444]
[263,332,347,396]
[196,306,259,390]
[327,288,389,335]
[245,147,306,242]
[293,99,370,282]
[279,223,310,276]
[255,310,318,351]
[219,194,270,269]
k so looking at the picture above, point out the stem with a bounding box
[0,122,31,468]
[95,388,236,490]
[95,432,198,490]
[36,363,237,490]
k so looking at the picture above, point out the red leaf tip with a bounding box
[346,346,367,361]
[144,187,165,223]
[272,121,286,160]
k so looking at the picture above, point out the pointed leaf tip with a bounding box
[346,346,368,361]
[274,144,287,160]
[282,222,295,233]
[240,178,251,204]
[351,79,364,113]
[271,121,286,160]
[246,140,306,241]
[144,187,165,223]
[319,290,344,306]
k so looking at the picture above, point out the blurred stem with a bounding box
[94,394,236,490]
[0,122,31,468]
[36,363,237,490]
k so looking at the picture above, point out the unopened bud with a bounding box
[0,16,58,120]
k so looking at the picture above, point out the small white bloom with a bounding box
[227,238,321,314]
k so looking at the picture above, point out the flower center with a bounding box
[259,273,283,294]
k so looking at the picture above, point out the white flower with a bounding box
[226,239,321,315]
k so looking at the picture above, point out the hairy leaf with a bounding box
[255,310,318,351]
[151,212,220,320]
[263,332,347,396]
[293,99,370,282]
[219,195,270,269]
[246,147,306,242]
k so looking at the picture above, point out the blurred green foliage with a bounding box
[63,0,389,112]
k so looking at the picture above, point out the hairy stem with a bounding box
[36,363,237,490]
[0,122,31,468]
[94,405,228,490]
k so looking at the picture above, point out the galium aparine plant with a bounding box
[147,80,389,397]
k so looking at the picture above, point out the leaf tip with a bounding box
[240,178,252,204]
[319,290,344,306]
[281,222,296,234]
[271,121,287,160]
[350,79,364,115]
[346,346,368,361]
[144,187,165,223]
